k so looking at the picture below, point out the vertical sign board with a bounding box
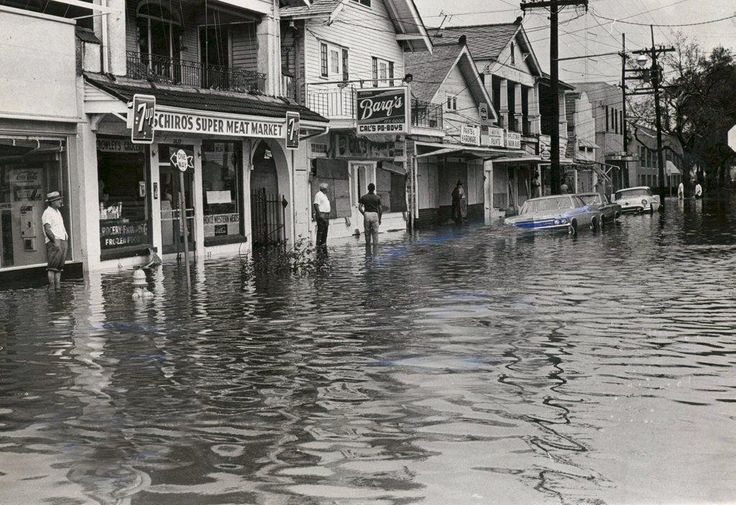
[131,94,156,144]
[355,87,409,135]
[285,111,300,150]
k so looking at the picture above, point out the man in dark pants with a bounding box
[358,183,382,254]
[313,182,331,247]
[42,191,68,288]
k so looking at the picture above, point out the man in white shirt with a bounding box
[677,181,685,199]
[42,191,68,288]
[695,182,703,199]
[313,182,331,247]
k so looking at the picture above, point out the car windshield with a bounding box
[580,194,601,205]
[520,196,574,215]
[616,188,651,199]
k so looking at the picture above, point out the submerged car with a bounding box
[577,192,621,223]
[504,195,601,234]
[613,186,661,213]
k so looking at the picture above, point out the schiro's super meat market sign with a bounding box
[355,87,409,135]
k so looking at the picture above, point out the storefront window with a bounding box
[202,141,243,246]
[0,137,69,269]
[312,159,350,219]
[377,162,407,213]
[97,138,150,260]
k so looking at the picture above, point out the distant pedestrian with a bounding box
[560,179,569,194]
[358,183,382,253]
[451,181,466,225]
[42,191,68,288]
[313,182,331,247]
[677,181,685,199]
[695,182,703,199]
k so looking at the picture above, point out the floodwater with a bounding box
[1,197,735,505]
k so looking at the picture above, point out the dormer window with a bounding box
[352,0,371,7]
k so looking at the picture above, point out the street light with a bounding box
[636,54,649,68]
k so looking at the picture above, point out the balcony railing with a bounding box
[305,84,356,120]
[126,51,266,93]
[411,99,443,130]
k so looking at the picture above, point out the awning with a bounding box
[577,138,600,149]
[666,160,681,175]
[414,141,530,161]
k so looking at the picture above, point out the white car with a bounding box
[613,186,661,214]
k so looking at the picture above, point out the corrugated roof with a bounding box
[84,73,327,123]
[405,43,463,103]
[280,0,341,18]
[431,23,519,61]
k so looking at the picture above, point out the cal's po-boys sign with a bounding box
[355,87,409,135]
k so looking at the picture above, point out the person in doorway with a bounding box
[313,182,331,247]
[677,181,685,199]
[695,182,703,199]
[358,183,382,254]
[451,181,466,225]
[42,191,68,288]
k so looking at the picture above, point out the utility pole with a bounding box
[629,27,674,206]
[521,0,588,195]
[621,33,628,154]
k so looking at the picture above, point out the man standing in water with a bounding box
[42,191,68,288]
[358,183,382,254]
[313,182,331,247]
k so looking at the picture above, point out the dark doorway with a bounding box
[250,143,285,246]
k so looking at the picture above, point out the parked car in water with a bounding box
[612,186,661,214]
[577,192,621,224]
[504,195,601,235]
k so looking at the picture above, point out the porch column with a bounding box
[242,140,253,252]
[257,2,282,96]
[192,140,205,260]
[77,120,101,272]
[483,159,494,225]
[559,91,568,139]
[106,0,126,76]
[149,145,162,255]
[499,79,509,129]
[514,83,523,133]
[529,84,541,135]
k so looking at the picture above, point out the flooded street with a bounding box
[1,197,735,505]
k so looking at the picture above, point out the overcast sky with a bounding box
[415,0,736,84]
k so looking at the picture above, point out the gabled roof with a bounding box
[84,73,327,123]
[405,39,498,122]
[281,0,432,52]
[431,20,542,77]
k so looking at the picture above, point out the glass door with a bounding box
[159,145,195,255]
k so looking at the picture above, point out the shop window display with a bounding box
[0,137,69,270]
[97,139,150,260]
[202,141,243,246]
[376,162,407,213]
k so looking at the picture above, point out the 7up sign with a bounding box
[131,94,156,144]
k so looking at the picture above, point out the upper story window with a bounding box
[320,42,349,81]
[371,57,394,87]
[510,42,516,66]
[136,2,182,60]
[352,0,372,7]
[446,94,457,111]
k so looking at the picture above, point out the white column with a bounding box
[77,120,101,272]
[483,159,494,225]
[192,140,205,260]
[528,84,541,135]
[257,1,282,96]
[499,79,509,129]
[242,140,253,251]
[105,0,127,76]
[559,91,568,137]
[149,145,162,255]
[514,83,523,132]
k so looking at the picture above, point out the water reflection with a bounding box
[2,197,736,504]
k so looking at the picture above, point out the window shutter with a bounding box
[372,57,378,87]
[342,48,349,81]
[320,43,328,78]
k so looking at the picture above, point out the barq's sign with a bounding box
[355,87,409,135]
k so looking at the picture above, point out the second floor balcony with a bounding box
[126,51,266,94]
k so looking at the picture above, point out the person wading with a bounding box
[451,181,466,225]
[313,182,331,247]
[42,191,68,288]
[358,183,382,254]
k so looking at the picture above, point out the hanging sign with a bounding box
[170,149,193,173]
[355,87,409,135]
[131,94,156,144]
[487,127,505,147]
[506,131,522,149]
[285,111,300,150]
[479,102,492,126]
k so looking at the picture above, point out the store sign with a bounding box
[100,221,148,249]
[285,111,300,150]
[171,149,193,173]
[506,131,522,149]
[97,138,145,153]
[539,134,551,160]
[153,111,285,138]
[131,94,156,144]
[460,125,481,146]
[355,87,409,135]
[487,127,505,148]
[334,133,403,160]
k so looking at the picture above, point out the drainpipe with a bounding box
[100,0,109,73]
